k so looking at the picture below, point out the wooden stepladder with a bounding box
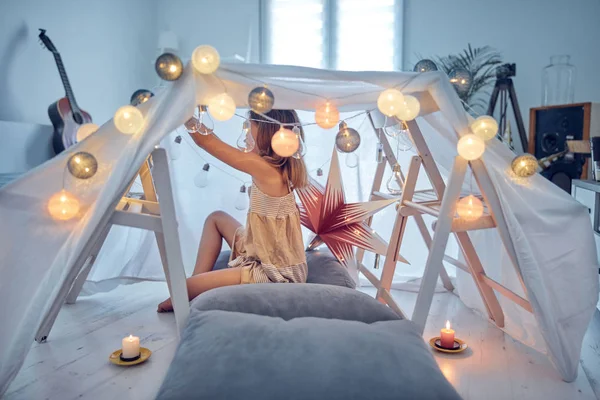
[357,113,533,333]
[35,148,190,343]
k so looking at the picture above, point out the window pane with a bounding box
[335,0,397,71]
[267,0,326,68]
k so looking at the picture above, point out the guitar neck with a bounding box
[53,53,81,114]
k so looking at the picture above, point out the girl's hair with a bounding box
[249,109,308,189]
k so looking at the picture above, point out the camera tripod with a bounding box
[487,77,528,153]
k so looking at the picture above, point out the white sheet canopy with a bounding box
[0,62,598,394]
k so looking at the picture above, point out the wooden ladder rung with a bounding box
[372,191,400,200]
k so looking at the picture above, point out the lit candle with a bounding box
[440,320,455,349]
[121,334,140,359]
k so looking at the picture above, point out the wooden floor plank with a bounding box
[6,281,599,400]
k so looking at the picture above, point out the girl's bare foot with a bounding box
[157,298,173,313]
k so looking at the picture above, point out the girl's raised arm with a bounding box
[186,121,275,179]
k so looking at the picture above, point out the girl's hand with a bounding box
[185,117,213,135]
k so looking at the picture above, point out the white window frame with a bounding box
[260,0,404,71]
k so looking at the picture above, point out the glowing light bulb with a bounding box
[315,101,340,129]
[271,126,299,157]
[470,115,499,141]
[130,89,154,106]
[335,122,361,153]
[76,123,99,142]
[236,120,256,153]
[114,105,144,135]
[377,89,404,117]
[456,195,484,221]
[208,93,236,121]
[67,152,98,179]
[48,189,80,221]
[395,95,421,121]
[192,45,220,74]
[292,126,306,159]
[248,86,275,114]
[457,134,485,160]
[155,53,183,81]
[511,154,538,178]
[194,163,210,188]
[234,185,249,210]
[386,164,403,195]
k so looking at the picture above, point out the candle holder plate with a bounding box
[428,337,467,354]
[109,347,152,366]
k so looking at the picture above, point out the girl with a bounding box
[158,109,308,312]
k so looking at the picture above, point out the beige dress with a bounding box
[228,182,308,284]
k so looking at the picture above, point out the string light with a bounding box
[396,95,421,121]
[386,164,403,195]
[456,195,484,221]
[236,119,256,153]
[413,59,438,72]
[192,45,220,74]
[208,93,236,121]
[377,89,404,117]
[335,122,361,153]
[67,152,98,179]
[114,105,144,135]
[449,68,472,97]
[511,154,539,178]
[130,89,154,106]
[194,163,210,188]
[457,134,485,161]
[155,53,183,81]
[76,123,99,142]
[271,126,299,157]
[48,189,80,221]
[292,126,306,159]
[315,101,340,129]
[248,86,275,114]
[470,115,499,141]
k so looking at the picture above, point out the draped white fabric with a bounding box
[0,63,597,394]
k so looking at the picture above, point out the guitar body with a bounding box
[48,98,92,154]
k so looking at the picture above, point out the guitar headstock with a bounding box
[38,29,58,54]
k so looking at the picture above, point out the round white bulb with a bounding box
[456,195,484,221]
[315,102,340,129]
[48,189,80,221]
[114,105,144,135]
[395,95,421,121]
[76,123,99,142]
[207,93,236,121]
[377,89,405,117]
[192,45,220,74]
[457,134,485,161]
[271,127,299,157]
[470,115,499,141]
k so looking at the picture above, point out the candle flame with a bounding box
[128,334,133,340]
[445,320,451,330]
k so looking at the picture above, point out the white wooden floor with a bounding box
[5,281,600,400]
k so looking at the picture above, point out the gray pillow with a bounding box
[157,310,462,400]
[191,283,401,323]
[212,248,355,289]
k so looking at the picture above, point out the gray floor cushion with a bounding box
[191,283,401,323]
[156,310,462,400]
[213,248,355,289]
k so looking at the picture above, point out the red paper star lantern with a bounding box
[296,148,400,281]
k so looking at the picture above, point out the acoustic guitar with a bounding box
[38,29,92,154]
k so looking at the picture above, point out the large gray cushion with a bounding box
[191,283,401,323]
[157,310,462,400]
[213,248,356,289]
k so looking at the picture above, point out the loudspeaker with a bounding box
[529,102,600,193]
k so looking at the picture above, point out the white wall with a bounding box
[155,0,260,65]
[403,0,600,149]
[0,0,157,126]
